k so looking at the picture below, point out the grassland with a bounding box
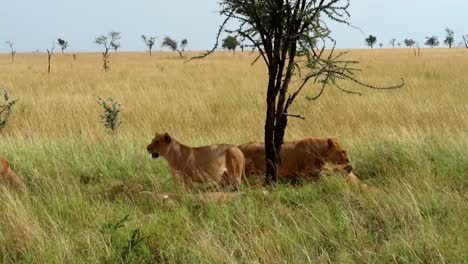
[0,49,467,263]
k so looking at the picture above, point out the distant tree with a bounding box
[109,32,121,52]
[57,38,68,53]
[379,43,383,48]
[404,38,416,47]
[365,35,377,48]
[222,36,240,54]
[180,39,188,52]
[5,41,16,63]
[397,43,401,48]
[389,38,396,48]
[95,32,121,71]
[46,42,55,74]
[444,28,455,48]
[463,35,468,49]
[161,36,182,58]
[240,44,245,52]
[425,36,439,48]
[141,35,156,56]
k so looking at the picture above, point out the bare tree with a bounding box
[5,41,16,63]
[46,42,55,74]
[95,32,120,71]
[57,38,68,53]
[191,0,404,183]
[141,35,156,56]
[414,42,421,56]
[389,38,396,48]
[463,35,468,49]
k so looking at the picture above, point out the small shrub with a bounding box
[97,97,122,133]
[0,88,18,132]
[101,215,149,263]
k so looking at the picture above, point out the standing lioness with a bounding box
[0,155,26,191]
[147,133,245,190]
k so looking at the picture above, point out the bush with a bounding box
[97,97,122,133]
[0,88,18,132]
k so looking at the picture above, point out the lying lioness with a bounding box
[147,133,245,190]
[238,137,350,178]
[0,155,26,191]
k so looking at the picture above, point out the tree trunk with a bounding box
[265,74,278,184]
[149,48,152,56]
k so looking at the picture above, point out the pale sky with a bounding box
[1,0,468,52]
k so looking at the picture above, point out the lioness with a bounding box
[238,137,350,178]
[0,155,26,191]
[147,133,245,190]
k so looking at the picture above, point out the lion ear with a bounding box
[327,138,336,148]
[164,133,171,143]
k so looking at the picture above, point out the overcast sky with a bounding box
[1,0,468,52]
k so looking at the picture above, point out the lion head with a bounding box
[324,138,350,165]
[146,133,172,159]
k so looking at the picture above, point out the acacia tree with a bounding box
[181,39,188,52]
[365,35,377,48]
[425,36,439,48]
[109,32,121,52]
[95,32,120,71]
[191,0,404,182]
[162,36,182,58]
[404,38,415,47]
[444,28,454,48]
[57,38,68,53]
[5,41,16,63]
[141,35,156,56]
[222,35,240,54]
[389,38,396,48]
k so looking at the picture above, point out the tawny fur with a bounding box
[238,137,351,179]
[147,133,245,191]
[0,155,26,191]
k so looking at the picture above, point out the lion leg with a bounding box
[225,147,244,190]
[2,167,26,191]
[170,169,192,192]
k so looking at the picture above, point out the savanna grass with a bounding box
[0,49,467,263]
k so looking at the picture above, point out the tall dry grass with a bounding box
[0,49,467,263]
